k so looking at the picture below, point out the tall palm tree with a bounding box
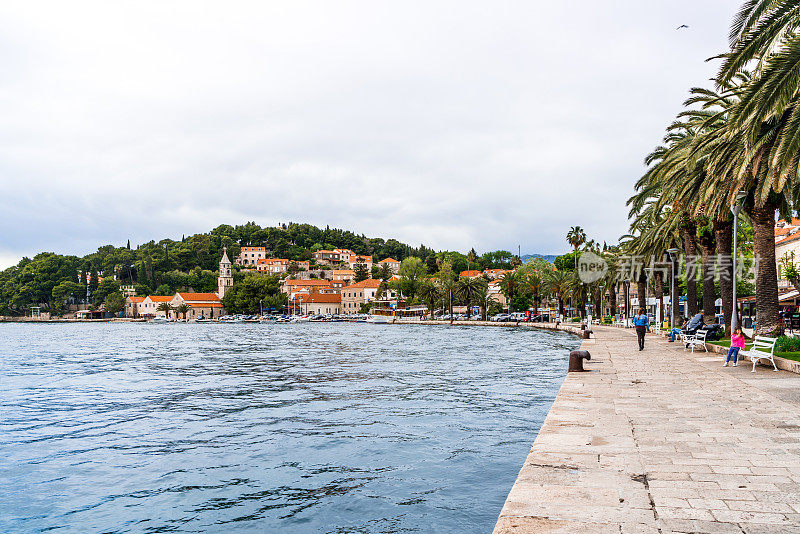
[436,261,457,322]
[455,276,487,319]
[546,270,572,318]
[499,271,520,313]
[566,226,587,269]
[156,302,172,319]
[176,303,190,320]
[526,271,544,316]
[417,280,441,320]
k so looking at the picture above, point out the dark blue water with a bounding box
[0,322,578,533]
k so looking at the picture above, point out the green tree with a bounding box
[104,292,125,315]
[51,281,84,315]
[221,273,286,314]
[397,257,427,299]
[353,263,369,283]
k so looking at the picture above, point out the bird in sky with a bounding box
[676,24,689,30]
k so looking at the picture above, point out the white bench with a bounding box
[742,336,779,373]
[684,329,708,353]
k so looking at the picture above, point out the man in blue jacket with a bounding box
[634,308,649,351]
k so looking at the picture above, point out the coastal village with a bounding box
[121,246,516,320]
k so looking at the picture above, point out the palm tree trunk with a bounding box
[714,218,733,337]
[681,219,699,317]
[609,283,617,319]
[670,259,680,327]
[637,271,647,314]
[624,281,630,318]
[654,271,664,326]
[749,202,783,335]
[701,241,716,325]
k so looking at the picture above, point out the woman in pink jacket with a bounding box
[724,327,745,367]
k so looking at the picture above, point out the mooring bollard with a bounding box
[582,328,593,339]
[569,350,591,372]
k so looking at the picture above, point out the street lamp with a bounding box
[731,191,747,333]
[667,248,679,330]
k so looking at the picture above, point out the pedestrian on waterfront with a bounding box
[634,307,649,351]
[724,327,745,367]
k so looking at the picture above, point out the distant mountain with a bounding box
[521,253,559,263]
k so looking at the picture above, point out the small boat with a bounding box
[366,315,390,324]
[152,316,168,324]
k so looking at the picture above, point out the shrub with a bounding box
[776,335,800,353]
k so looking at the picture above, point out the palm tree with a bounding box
[436,261,457,322]
[176,303,190,320]
[566,226,587,269]
[417,280,441,320]
[526,271,544,316]
[546,270,572,317]
[156,302,172,319]
[499,271,520,313]
[455,276,487,318]
[467,248,477,271]
[566,226,587,316]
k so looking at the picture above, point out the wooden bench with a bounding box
[742,336,778,373]
[684,329,708,353]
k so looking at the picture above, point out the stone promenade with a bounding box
[494,325,800,533]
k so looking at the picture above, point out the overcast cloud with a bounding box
[0,1,739,268]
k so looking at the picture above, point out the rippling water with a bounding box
[0,322,579,533]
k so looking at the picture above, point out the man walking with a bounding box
[634,307,649,351]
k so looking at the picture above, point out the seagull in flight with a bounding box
[676,24,689,30]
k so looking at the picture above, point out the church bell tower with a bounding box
[218,247,233,299]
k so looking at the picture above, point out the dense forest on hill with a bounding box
[0,221,521,315]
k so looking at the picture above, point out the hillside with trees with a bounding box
[0,221,524,316]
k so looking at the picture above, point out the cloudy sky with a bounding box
[0,1,739,268]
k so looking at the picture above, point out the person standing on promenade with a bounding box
[634,308,649,351]
[724,327,745,367]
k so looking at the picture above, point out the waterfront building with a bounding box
[340,279,387,314]
[300,293,341,315]
[236,246,266,266]
[138,295,173,318]
[378,258,401,273]
[170,292,224,319]
[125,296,144,318]
[218,248,233,299]
[281,279,334,301]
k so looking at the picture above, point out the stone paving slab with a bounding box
[494,325,800,533]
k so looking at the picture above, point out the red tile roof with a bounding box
[177,293,221,302]
[147,295,173,302]
[777,233,800,246]
[127,296,145,303]
[284,279,332,286]
[379,257,400,263]
[460,270,482,277]
[344,279,382,289]
[305,294,341,304]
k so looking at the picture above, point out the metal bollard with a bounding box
[569,350,591,372]
[582,328,593,339]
